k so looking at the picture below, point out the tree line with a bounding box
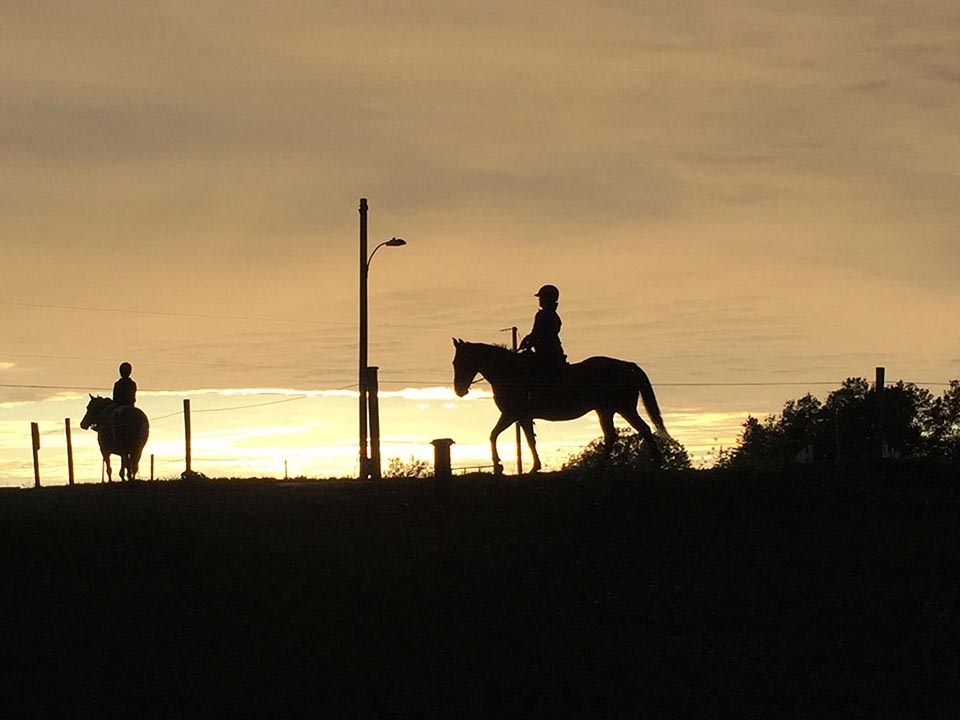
[718,378,960,467]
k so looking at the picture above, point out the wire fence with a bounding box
[4,368,957,490]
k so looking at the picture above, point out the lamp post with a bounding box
[358,197,406,480]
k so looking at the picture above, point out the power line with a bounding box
[0,299,452,332]
[193,395,310,414]
[2,379,953,395]
[0,352,289,370]
[377,378,955,388]
[0,383,111,391]
[0,300,345,327]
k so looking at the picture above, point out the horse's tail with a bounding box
[633,364,671,439]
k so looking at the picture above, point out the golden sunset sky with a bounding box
[2,1,959,483]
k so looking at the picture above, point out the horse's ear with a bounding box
[89,393,94,399]
[453,337,461,348]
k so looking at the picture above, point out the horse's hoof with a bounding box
[529,464,542,474]
[493,463,504,476]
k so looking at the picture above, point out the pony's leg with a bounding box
[103,454,113,482]
[620,407,663,465]
[519,418,541,473]
[598,411,617,457]
[489,413,514,475]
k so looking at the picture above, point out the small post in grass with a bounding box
[431,438,455,488]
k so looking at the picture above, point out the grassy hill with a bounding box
[1,463,958,718]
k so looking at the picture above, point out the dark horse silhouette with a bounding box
[452,339,670,474]
[80,395,150,481]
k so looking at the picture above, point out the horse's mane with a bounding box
[468,341,512,352]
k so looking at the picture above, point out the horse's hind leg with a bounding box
[620,407,663,465]
[128,448,143,481]
[598,411,617,458]
[489,413,514,475]
[519,418,541,473]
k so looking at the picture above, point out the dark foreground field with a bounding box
[1,463,958,719]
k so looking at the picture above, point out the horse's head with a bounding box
[80,394,111,430]
[452,338,478,397]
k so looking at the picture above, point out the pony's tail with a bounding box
[634,365,671,439]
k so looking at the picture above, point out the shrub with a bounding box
[564,428,691,473]
[384,456,431,479]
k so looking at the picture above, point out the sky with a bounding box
[2,1,959,485]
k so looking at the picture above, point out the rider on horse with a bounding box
[519,284,567,373]
[100,362,137,443]
[113,362,137,408]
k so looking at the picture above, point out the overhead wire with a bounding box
[0,300,342,326]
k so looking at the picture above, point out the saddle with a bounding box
[97,404,134,436]
[518,351,567,388]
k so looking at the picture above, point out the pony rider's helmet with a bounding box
[119,362,132,377]
[535,284,560,304]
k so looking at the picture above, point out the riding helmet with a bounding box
[534,284,560,304]
[119,362,133,377]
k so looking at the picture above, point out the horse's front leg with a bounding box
[489,413,515,476]
[103,454,113,483]
[519,418,541,473]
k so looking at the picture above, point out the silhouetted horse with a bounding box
[80,395,150,481]
[452,339,670,474]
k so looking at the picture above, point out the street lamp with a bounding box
[359,198,406,480]
[368,237,407,268]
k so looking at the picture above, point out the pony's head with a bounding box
[452,338,478,397]
[80,394,111,430]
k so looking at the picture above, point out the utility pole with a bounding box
[359,198,369,480]
[357,198,406,480]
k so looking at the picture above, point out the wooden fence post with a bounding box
[183,398,192,476]
[502,325,523,474]
[875,366,885,460]
[368,366,381,481]
[65,418,75,486]
[150,454,155,481]
[511,327,523,475]
[31,422,41,488]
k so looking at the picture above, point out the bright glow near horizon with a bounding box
[0,387,757,487]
